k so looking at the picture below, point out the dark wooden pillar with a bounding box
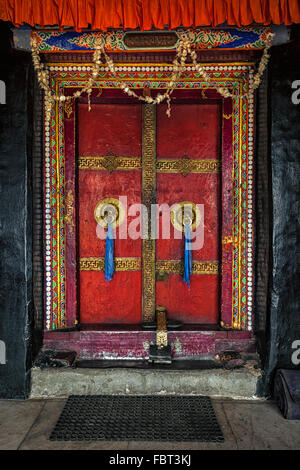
[0,21,33,398]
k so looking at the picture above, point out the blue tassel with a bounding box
[183,224,192,287]
[105,220,114,282]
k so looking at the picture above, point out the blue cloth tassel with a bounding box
[183,224,192,287]
[105,221,115,281]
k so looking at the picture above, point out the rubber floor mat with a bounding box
[50,395,224,442]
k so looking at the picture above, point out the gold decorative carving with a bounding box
[79,156,220,175]
[80,257,141,271]
[142,104,156,322]
[64,189,74,232]
[156,331,168,347]
[222,235,234,244]
[156,158,221,174]
[223,113,233,120]
[102,152,120,173]
[156,260,219,275]
[78,155,141,171]
[222,235,238,250]
[220,320,233,329]
[64,99,73,118]
[181,155,191,177]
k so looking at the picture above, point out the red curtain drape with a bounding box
[0,0,299,30]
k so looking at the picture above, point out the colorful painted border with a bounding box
[33,26,271,52]
[44,62,254,331]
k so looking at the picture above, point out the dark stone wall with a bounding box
[257,26,300,396]
[0,21,33,398]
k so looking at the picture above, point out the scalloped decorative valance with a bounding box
[0,0,300,31]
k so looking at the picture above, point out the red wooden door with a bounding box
[78,102,142,324]
[156,102,221,324]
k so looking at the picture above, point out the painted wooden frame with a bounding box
[43,61,255,331]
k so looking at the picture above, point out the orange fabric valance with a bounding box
[0,0,299,31]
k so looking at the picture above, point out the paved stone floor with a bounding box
[0,398,300,450]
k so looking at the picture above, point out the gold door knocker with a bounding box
[94,198,125,228]
[170,201,201,232]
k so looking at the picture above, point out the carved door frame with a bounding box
[43,60,255,332]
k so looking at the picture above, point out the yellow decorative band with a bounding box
[78,155,220,175]
[78,155,141,172]
[80,257,141,271]
[156,158,221,175]
[80,258,218,274]
[156,260,219,275]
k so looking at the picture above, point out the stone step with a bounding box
[30,367,260,399]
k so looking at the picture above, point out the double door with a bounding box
[78,94,221,325]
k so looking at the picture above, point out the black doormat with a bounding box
[50,395,224,442]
